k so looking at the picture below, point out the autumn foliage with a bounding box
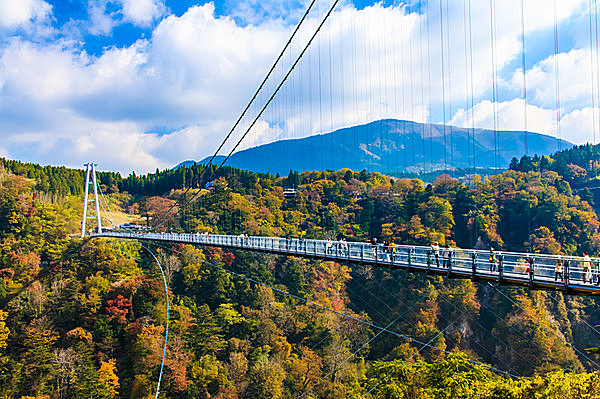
[2,147,600,397]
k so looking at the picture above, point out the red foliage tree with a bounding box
[105,295,132,324]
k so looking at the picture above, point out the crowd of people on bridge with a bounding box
[190,231,600,286]
[426,241,600,286]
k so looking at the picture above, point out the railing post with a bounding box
[498,255,504,283]
[407,248,412,272]
[471,253,477,280]
[426,250,431,273]
[564,260,570,291]
[529,257,535,287]
[361,245,364,262]
[447,251,452,277]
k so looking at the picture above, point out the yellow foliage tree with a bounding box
[98,359,119,398]
[0,310,9,349]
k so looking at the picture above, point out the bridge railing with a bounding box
[95,231,600,291]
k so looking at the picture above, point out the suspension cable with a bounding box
[152,0,342,232]
[360,283,503,398]
[149,241,519,379]
[489,0,499,171]
[553,0,562,152]
[492,284,600,370]
[590,0,598,147]
[439,0,448,170]
[594,0,600,146]
[149,0,319,230]
[97,182,118,228]
[467,0,475,175]
[139,244,170,399]
[521,0,528,156]
[297,276,446,399]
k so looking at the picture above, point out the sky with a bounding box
[0,0,599,174]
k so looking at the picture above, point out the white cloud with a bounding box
[450,99,600,146]
[0,3,290,173]
[560,107,600,145]
[0,0,597,175]
[87,3,116,36]
[450,99,556,135]
[0,0,51,30]
[118,0,166,27]
[514,48,596,111]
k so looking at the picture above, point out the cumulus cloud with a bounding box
[450,99,554,135]
[0,0,51,30]
[517,48,596,111]
[118,0,166,27]
[560,107,600,145]
[450,99,600,146]
[0,3,290,173]
[84,0,166,37]
[223,0,310,26]
[87,2,116,36]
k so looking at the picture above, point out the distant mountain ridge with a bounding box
[184,119,572,175]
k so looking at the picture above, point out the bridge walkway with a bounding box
[93,231,600,296]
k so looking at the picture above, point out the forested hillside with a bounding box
[2,148,600,398]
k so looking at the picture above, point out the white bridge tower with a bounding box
[81,163,102,238]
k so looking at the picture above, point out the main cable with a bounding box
[149,0,319,230]
[152,0,342,232]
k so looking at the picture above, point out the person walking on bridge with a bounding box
[442,244,453,268]
[431,242,440,267]
[489,247,497,272]
[371,237,378,258]
[389,241,397,261]
[583,252,592,284]
[555,256,564,281]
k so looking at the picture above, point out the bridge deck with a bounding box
[93,232,600,295]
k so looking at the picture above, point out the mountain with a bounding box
[174,160,197,169]
[197,119,572,175]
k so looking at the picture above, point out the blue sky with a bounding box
[0,0,597,174]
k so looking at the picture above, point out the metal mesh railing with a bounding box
[94,231,600,294]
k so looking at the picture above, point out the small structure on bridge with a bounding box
[283,187,297,198]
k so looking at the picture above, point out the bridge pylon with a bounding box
[81,163,102,238]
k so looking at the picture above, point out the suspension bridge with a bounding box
[79,0,600,391]
[94,230,600,295]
